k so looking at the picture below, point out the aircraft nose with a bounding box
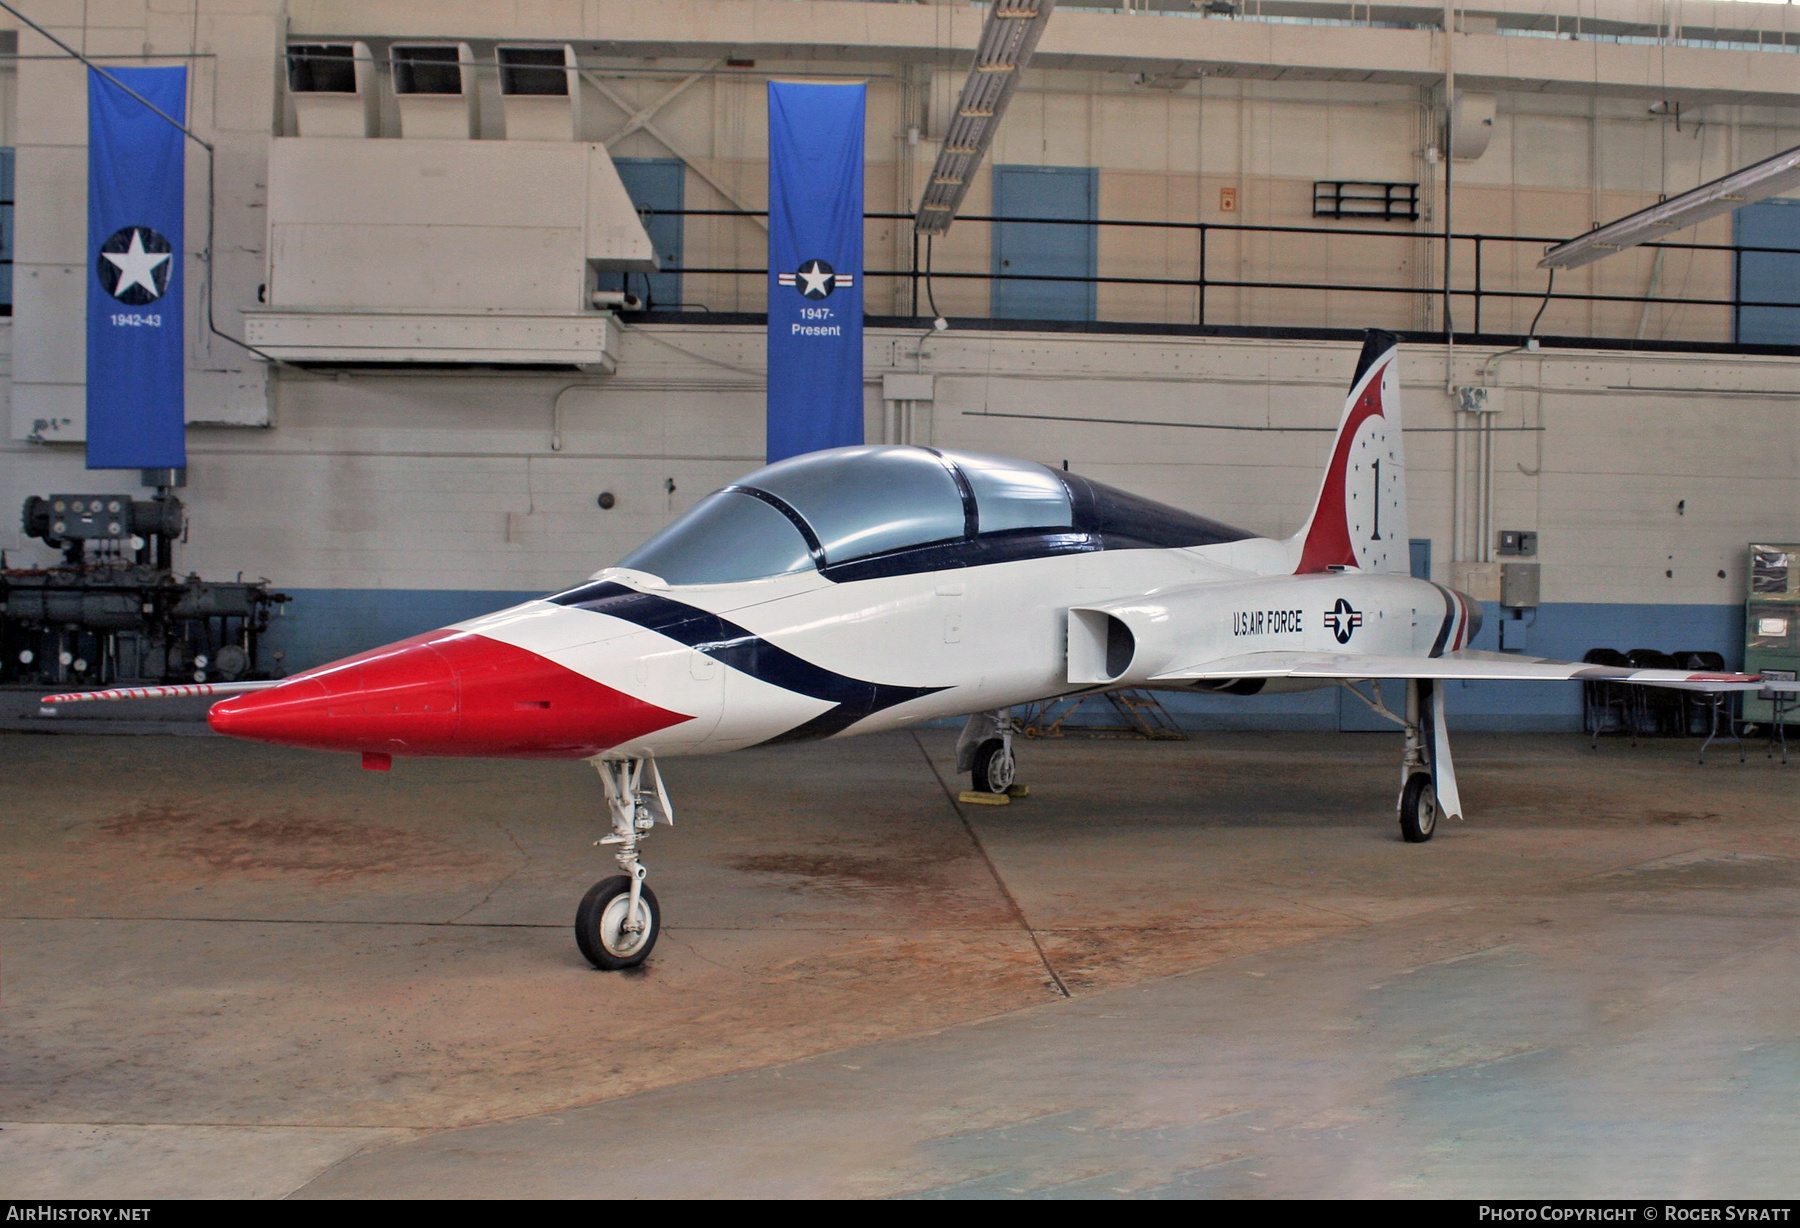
[207,627,695,759]
[208,632,459,753]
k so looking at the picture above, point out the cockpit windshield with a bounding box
[616,489,816,585]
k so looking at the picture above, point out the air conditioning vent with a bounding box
[496,45,580,140]
[499,46,571,97]
[287,44,356,94]
[393,45,464,96]
[392,43,478,139]
[286,41,376,138]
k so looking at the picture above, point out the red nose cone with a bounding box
[208,629,691,759]
[209,632,458,751]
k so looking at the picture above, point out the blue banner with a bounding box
[766,81,864,463]
[87,66,186,470]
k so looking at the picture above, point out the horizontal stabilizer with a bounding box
[1152,649,1783,692]
[40,680,285,706]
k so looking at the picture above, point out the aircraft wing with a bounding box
[1152,649,1780,692]
[40,680,286,706]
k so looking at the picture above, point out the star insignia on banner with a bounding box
[776,258,854,301]
[797,259,834,298]
[97,226,174,305]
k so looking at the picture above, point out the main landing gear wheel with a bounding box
[576,875,660,970]
[1399,772,1439,843]
[971,738,1015,794]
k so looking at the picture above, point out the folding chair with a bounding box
[1582,648,1632,747]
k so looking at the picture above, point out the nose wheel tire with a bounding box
[575,875,660,970]
[1399,772,1439,843]
[971,738,1015,795]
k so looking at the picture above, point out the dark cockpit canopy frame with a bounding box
[584,445,1251,588]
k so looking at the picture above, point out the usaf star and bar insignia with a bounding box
[1324,598,1365,645]
[778,258,855,300]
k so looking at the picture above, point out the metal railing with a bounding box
[621,206,1800,350]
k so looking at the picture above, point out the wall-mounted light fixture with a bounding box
[1541,144,1800,271]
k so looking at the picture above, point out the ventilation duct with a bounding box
[498,44,580,141]
[393,43,477,139]
[1449,91,1496,162]
[246,138,656,367]
[287,42,376,138]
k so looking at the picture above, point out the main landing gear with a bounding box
[1398,683,1438,843]
[1398,761,1440,842]
[576,756,673,970]
[1341,678,1462,844]
[957,709,1020,795]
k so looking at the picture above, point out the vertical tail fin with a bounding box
[1289,329,1410,574]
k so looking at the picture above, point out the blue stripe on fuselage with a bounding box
[548,581,946,743]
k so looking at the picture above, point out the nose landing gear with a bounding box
[957,709,1021,796]
[577,756,672,970]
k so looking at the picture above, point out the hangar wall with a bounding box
[1,0,1797,730]
[251,0,1800,342]
[595,70,1800,342]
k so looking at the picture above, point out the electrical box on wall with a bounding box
[1498,529,1538,557]
[1454,386,1494,414]
[1500,562,1540,608]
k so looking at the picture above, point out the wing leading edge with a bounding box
[1153,649,1777,692]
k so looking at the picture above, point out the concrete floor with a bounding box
[1,726,1795,1198]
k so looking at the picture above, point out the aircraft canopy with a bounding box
[617,445,1073,585]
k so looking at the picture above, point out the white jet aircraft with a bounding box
[48,330,1764,970]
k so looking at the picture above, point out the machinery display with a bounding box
[3,487,288,689]
[45,332,1780,975]
[1744,542,1800,727]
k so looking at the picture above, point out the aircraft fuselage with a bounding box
[207,541,1472,761]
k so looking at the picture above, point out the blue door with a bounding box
[598,157,684,310]
[991,165,1096,322]
[1409,537,1431,581]
[1733,199,1800,345]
